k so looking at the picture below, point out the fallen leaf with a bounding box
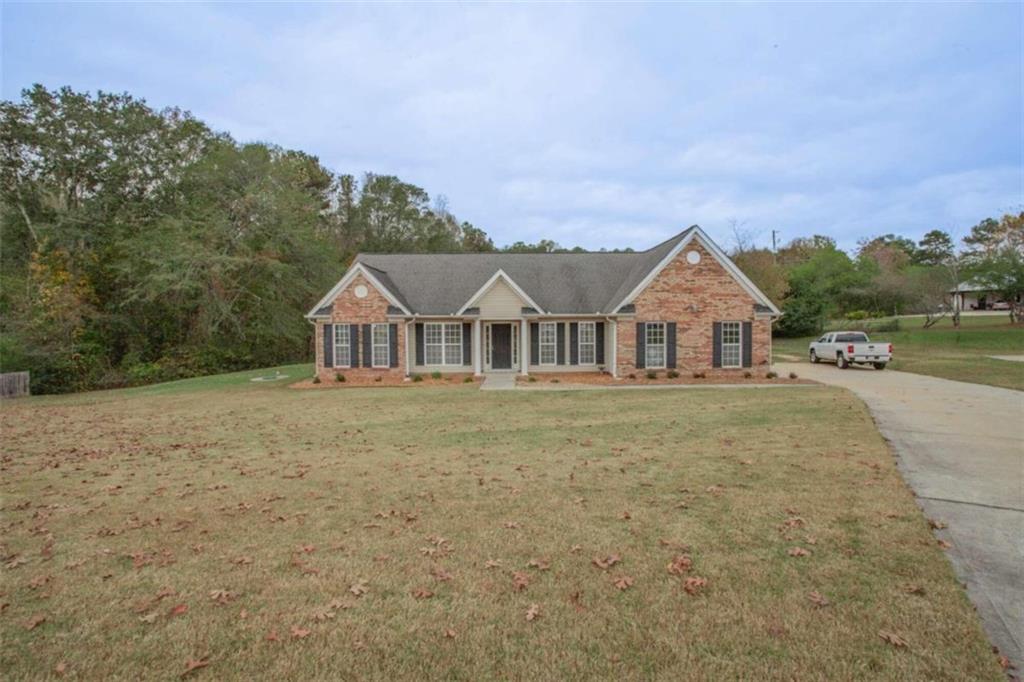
[808,591,830,608]
[683,576,707,595]
[592,554,621,570]
[879,630,908,648]
[54,662,67,675]
[512,572,530,591]
[525,603,540,621]
[502,521,520,529]
[412,587,434,599]
[904,584,926,596]
[443,628,456,639]
[667,555,692,575]
[349,580,368,597]
[169,603,188,617]
[24,613,46,630]
[265,630,280,642]
[527,558,550,571]
[431,567,454,582]
[620,511,632,520]
[937,539,952,549]
[290,626,311,639]
[181,658,209,677]
[208,589,235,605]
[788,547,811,557]
[139,612,159,623]
[613,576,634,590]
[485,559,501,569]
[928,518,947,530]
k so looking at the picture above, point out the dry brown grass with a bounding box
[0,367,1003,680]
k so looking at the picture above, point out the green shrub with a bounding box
[550,378,560,383]
[628,373,636,380]
[374,376,382,382]
[335,373,345,382]
[645,370,658,380]
[743,371,752,379]
[412,374,423,382]
[692,371,705,379]
[845,310,870,320]
[528,376,537,383]
[766,371,778,379]
[789,371,799,379]
[431,371,442,380]
[667,370,679,378]
[776,296,826,337]
[463,376,473,383]
[312,376,321,384]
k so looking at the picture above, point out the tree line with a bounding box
[2,85,1020,393]
[732,214,1024,337]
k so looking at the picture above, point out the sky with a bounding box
[2,2,1021,252]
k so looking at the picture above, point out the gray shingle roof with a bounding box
[350,227,697,315]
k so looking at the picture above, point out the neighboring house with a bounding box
[306,226,781,380]
[951,279,1021,311]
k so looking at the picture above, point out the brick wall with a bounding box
[314,273,406,381]
[616,242,773,376]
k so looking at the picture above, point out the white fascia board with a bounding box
[455,269,544,315]
[612,227,781,315]
[305,263,411,318]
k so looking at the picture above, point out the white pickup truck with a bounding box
[809,331,892,370]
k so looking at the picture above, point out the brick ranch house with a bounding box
[306,226,781,380]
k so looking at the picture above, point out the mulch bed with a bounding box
[517,371,812,387]
[290,374,480,389]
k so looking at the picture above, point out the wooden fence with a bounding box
[0,372,30,398]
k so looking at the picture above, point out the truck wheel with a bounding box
[873,362,887,370]
[837,355,849,369]
[809,350,819,364]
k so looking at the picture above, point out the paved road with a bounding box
[776,361,1024,668]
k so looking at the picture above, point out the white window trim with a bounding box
[578,321,596,365]
[422,322,463,366]
[371,323,390,368]
[539,321,558,366]
[720,320,742,369]
[333,324,351,368]
[645,321,667,369]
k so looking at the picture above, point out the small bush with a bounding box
[528,376,537,383]
[692,371,705,379]
[374,376,382,382]
[550,378,560,383]
[628,373,637,380]
[335,373,346,383]
[312,376,321,384]
[743,371,752,378]
[431,371,442,380]
[463,376,474,383]
[667,370,679,378]
[412,374,423,382]
[645,370,658,380]
[789,371,799,380]
[766,371,778,379]
[845,310,870,321]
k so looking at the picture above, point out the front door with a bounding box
[490,324,512,369]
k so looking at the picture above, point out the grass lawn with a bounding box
[0,367,1003,680]
[774,315,1024,390]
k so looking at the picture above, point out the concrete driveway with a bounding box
[776,361,1023,668]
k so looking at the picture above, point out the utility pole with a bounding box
[771,230,779,262]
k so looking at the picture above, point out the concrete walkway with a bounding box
[776,361,1023,667]
[480,374,517,391]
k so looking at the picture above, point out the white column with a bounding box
[404,320,412,377]
[608,318,617,378]
[520,319,529,376]
[473,319,482,376]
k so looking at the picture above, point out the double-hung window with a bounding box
[645,322,666,369]
[539,322,558,365]
[424,322,462,365]
[371,323,390,368]
[721,321,741,368]
[333,324,350,368]
[578,321,596,365]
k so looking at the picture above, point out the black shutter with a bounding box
[323,324,334,368]
[712,322,722,368]
[635,322,646,369]
[530,323,539,365]
[596,322,605,364]
[415,323,424,365]
[666,322,677,369]
[389,323,399,368]
[463,323,472,366]
[556,323,566,365]
[569,323,579,365]
[349,324,359,367]
[742,321,753,368]
[362,325,372,367]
